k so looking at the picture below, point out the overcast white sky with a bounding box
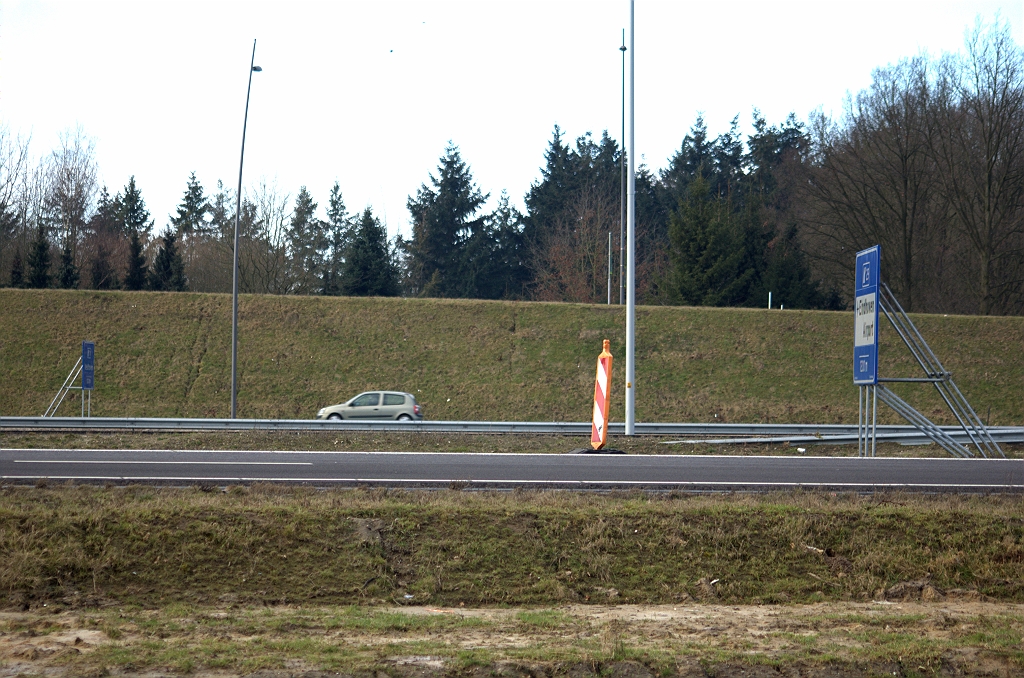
[2,1,1022,240]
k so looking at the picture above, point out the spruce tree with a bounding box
[57,241,79,289]
[169,172,209,237]
[667,176,755,306]
[124,229,148,291]
[148,230,186,291]
[119,176,151,235]
[404,143,487,296]
[27,225,52,289]
[322,182,351,295]
[9,249,24,288]
[341,208,399,297]
[287,186,327,293]
[208,180,234,239]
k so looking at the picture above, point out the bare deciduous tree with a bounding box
[531,186,616,303]
[46,126,98,261]
[931,19,1024,315]
[239,179,292,295]
[803,58,945,311]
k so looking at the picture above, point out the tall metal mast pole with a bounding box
[625,0,636,434]
[619,30,626,306]
[231,40,259,419]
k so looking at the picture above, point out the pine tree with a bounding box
[124,229,148,291]
[404,143,487,296]
[340,208,399,297]
[659,116,714,210]
[287,186,328,293]
[27,225,52,289]
[523,126,575,250]
[208,180,234,240]
[9,249,24,288]
[169,172,209,237]
[119,176,151,235]
[484,192,527,299]
[667,176,755,306]
[148,229,186,291]
[57,241,79,289]
[322,182,351,296]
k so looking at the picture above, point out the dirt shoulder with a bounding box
[2,602,1023,677]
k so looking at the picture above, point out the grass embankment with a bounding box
[4,486,1022,609]
[2,289,1022,424]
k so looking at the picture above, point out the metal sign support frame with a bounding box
[43,342,95,418]
[856,281,1003,459]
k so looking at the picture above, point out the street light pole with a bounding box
[625,0,636,435]
[619,30,626,306]
[231,40,261,420]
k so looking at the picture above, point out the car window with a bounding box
[352,393,380,407]
[383,394,405,406]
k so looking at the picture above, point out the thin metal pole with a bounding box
[231,39,258,420]
[625,0,636,435]
[871,385,878,457]
[607,232,612,304]
[619,30,626,306]
[858,386,863,457]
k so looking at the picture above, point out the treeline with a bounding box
[2,19,1022,315]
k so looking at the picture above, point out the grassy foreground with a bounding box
[2,601,1023,677]
[1,289,1022,425]
[3,486,1024,676]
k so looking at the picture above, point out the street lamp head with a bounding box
[252,65,262,72]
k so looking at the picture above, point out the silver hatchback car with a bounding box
[316,391,423,421]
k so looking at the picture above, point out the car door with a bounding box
[379,393,406,419]
[346,392,381,419]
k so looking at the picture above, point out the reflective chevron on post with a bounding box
[591,339,614,450]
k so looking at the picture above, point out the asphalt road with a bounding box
[2,448,1022,492]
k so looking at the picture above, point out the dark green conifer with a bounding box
[124,229,148,291]
[341,208,398,297]
[148,230,186,291]
[27,226,52,289]
[57,241,79,289]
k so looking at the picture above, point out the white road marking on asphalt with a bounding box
[14,460,313,465]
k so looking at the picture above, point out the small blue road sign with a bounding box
[82,341,95,391]
[854,246,880,385]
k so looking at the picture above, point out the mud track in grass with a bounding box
[2,602,1024,677]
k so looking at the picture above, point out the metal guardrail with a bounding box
[1,416,1022,446]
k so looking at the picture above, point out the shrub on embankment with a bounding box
[1,288,1021,423]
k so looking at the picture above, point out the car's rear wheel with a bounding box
[397,414,413,421]
[327,413,342,420]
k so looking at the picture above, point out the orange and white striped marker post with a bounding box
[591,339,614,450]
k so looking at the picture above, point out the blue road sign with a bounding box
[82,341,95,391]
[854,246,880,385]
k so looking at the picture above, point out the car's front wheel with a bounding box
[397,414,413,421]
[327,413,342,421]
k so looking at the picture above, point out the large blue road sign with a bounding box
[854,246,880,385]
[82,341,95,391]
